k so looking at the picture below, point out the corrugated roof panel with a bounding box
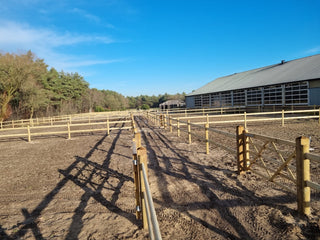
[187,54,320,96]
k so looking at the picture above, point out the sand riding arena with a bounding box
[0,109,320,239]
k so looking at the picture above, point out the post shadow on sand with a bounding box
[4,123,139,240]
[135,115,298,240]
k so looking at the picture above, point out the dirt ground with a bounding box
[0,116,319,239]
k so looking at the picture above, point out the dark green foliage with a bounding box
[141,104,150,110]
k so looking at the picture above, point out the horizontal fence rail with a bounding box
[0,117,132,142]
[152,108,320,129]
[0,111,135,130]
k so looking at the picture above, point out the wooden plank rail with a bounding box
[0,112,132,130]
[0,117,132,142]
[153,108,320,128]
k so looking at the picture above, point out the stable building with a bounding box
[186,54,320,109]
[159,100,186,110]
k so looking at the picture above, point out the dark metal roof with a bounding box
[187,54,320,96]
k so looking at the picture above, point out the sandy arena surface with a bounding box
[0,116,319,239]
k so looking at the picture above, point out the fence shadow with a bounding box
[3,125,139,240]
[135,116,297,240]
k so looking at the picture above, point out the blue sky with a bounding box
[0,0,319,96]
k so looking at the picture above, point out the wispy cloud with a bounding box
[0,20,120,70]
[72,8,100,23]
[0,20,113,47]
[71,8,115,29]
[305,46,320,54]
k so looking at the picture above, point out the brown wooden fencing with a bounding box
[0,111,135,130]
[0,116,133,142]
[132,126,162,239]
[145,111,320,217]
[151,108,320,129]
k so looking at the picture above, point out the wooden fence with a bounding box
[0,111,135,130]
[145,111,320,217]
[0,116,133,142]
[132,127,162,239]
[155,105,319,118]
[148,108,320,128]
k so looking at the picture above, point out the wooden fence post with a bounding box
[169,116,173,133]
[50,118,53,126]
[185,109,187,117]
[236,126,250,174]
[244,112,247,128]
[188,120,191,144]
[132,140,141,219]
[137,147,148,230]
[160,114,163,127]
[135,132,141,148]
[177,118,180,137]
[296,136,310,216]
[27,125,31,142]
[282,109,285,127]
[205,123,209,154]
[67,123,71,139]
[164,114,167,129]
[107,117,110,135]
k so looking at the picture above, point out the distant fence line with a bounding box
[147,108,320,128]
[155,105,319,117]
[145,111,320,217]
[0,115,133,142]
[0,110,139,130]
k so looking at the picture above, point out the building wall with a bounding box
[186,80,313,108]
[186,96,195,108]
[310,88,320,105]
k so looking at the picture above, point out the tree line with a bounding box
[0,51,186,121]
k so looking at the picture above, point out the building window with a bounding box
[220,91,232,106]
[233,90,245,106]
[210,93,220,107]
[202,94,210,107]
[264,85,282,105]
[285,81,308,105]
[195,95,202,107]
[247,88,262,106]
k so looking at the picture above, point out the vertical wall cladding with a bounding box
[309,88,320,105]
[309,79,320,105]
[186,96,196,108]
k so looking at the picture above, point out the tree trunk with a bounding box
[0,92,13,121]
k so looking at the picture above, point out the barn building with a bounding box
[186,54,320,109]
[159,100,186,110]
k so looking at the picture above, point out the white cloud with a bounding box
[0,20,120,70]
[0,20,113,48]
